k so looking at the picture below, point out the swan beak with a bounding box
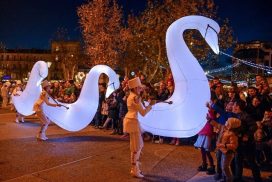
[205,26,219,55]
[105,87,114,98]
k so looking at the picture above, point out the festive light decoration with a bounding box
[205,62,240,74]
[12,61,48,116]
[75,72,86,82]
[138,15,220,138]
[220,51,272,72]
[42,65,120,131]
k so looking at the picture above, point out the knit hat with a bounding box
[42,80,50,88]
[226,117,241,129]
[128,77,143,89]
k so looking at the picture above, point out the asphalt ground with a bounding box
[0,108,271,182]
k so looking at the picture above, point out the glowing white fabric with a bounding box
[42,65,120,131]
[12,61,48,116]
[138,15,220,138]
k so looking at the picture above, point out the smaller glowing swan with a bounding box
[12,61,48,116]
[42,65,120,131]
[139,15,220,138]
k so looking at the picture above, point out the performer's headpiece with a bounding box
[42,80,50,88]
[128,77,143,89]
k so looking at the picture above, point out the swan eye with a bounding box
[204,24,218,38]
[108,82,116,89]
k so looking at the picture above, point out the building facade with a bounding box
[232,41,272,81]
[0,41,82,81]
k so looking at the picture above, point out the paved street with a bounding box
[0,108,271,182]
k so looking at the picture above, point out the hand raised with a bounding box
[149,100,157,106]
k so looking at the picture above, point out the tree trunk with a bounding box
[147,64,159,82]
[147,39,162,82]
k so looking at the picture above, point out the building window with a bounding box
[6,55,9,60]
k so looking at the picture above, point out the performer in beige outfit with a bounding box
[123,77,155,178]
[33,80,60,141]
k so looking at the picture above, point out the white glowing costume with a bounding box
[11,61,48,116]
[138,15,220,138]
[42,65,120,131]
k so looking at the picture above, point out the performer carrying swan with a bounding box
[33,80,61,141]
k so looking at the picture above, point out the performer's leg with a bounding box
[20,113,25,122]
[17,112,24,123]
[129,132,144,178]
[15,111,20,123]
[36,111,51,140]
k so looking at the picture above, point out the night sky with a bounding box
[0,0,271,49]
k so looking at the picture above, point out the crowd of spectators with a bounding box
[1,72,272,181]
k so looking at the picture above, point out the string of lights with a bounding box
[205,62,240,74]
[206,73,232,83]
[203,51,272,83]
[220,51,272,72]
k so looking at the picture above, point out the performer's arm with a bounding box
[134,96,152,116]
[43,92,59,107]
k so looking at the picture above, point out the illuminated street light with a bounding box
[47,61,52,68]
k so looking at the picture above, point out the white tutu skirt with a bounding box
[194,135,213,151]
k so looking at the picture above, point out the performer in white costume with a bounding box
[12,80,25,123]
[33,80,60,141]
[123,77,155,178]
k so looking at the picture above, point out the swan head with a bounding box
[37,60,49,79]
[106,80,120,98]
[97,65,120,98]
[198,17,220,55]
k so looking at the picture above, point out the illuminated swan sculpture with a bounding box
[42,65,120,131]
[139,15,220,138]
[12,61,48,116]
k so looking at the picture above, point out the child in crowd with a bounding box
[216,117,241,182]
[194,108,216,175]
[254,121,266,165]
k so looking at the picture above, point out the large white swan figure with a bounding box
[12,61,48,116]
[42,65,120,131]
[139,15,220,138]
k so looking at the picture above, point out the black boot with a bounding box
[213,173,222,180]
[206,165,215,175]
[197,164,207,171]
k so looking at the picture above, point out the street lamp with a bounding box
[47,61,52,68]
[47,61,52,80]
